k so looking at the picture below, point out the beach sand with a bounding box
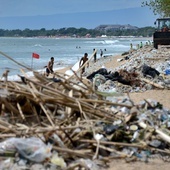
[53,51,170,170]
[107,159,170,170]
[104,54,170,170]
[58,53,170,110]
[102,54,170,110]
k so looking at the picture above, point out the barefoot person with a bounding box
[93,48,97,62]
[79,53,89,74]
[100,49,103,58]
[46,57,54,76]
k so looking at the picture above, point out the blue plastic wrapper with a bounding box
[165,69,170,75]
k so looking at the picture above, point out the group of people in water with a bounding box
[46,40,154,77]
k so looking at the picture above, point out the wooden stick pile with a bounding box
[0,70,169,167]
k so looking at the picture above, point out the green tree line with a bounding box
[0,26,155,37]
[142,0,170,17]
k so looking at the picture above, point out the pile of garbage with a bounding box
[86,46,170,94]
[0,47,170,169]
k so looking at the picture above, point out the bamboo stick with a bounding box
[80,139,146,149]
[17,103,25,120]
[53,146,92,158]
[26,78,55,126]
[139,121,170,144]
[141,78,164,89]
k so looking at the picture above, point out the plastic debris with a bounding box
[51,152,67,168]
[0,137,52,162]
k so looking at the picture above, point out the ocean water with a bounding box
[0,37,151,81]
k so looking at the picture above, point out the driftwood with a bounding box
[0,70,169,164]
[141,78,165,89]
[139,121,170,144]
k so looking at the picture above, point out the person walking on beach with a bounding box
[140,42,143,48]
[100,49,103,58]
[79,53,89,74]
[46,57,54,76]
[130,43,133,53]
[130,43,133,50]
[93,49,97,62]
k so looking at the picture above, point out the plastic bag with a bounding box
[0,137,52,162]
[76,159,99,170]
[51,152,67,168]
[165,69,170,75]
[0,139,16,157]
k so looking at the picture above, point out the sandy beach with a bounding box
[95,53,170,110]
[56,50,170,110]
[54,47,170,170]
[95,53,170,170]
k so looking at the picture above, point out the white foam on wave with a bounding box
[85,39,119,45]
[7,66,65,81]
[8,72,34,81]
[34,44,42,47]
[111,44,129,49]
[103,40,119,44]
[85,41,103,44]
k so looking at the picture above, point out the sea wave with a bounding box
[84,41,104,44]
[85,40,119,45]
[34,44,42,47]
[7,66,66,81]
[102,40,119,44]
[0,37,149,78]
[111,44,129,49]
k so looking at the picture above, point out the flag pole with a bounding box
[31,55,33,69]
[31,53,40,69]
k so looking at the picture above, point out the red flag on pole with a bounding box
[32,53,40,59]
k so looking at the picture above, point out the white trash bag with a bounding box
[0,137,52,162]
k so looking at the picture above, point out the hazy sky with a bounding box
[0,0,145,17]
[0,0,157,29]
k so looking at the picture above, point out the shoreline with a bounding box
[59,54,125,73]
[1,36,152,80]
[8,44,170,111]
